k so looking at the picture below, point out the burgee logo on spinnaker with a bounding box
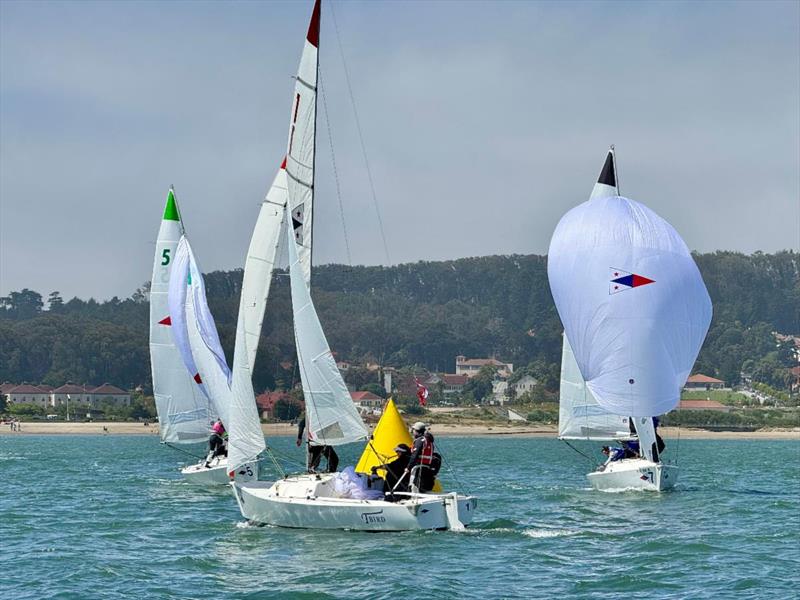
[609,268,655,295]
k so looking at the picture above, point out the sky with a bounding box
[1,0,798,301]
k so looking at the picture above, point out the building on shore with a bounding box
[2,382,131,409]
[455,355,513,379]
[684,374,726,391]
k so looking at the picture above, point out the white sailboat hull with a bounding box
[232,474,477,531]
[181,456,258,486]
[587,459,678,492]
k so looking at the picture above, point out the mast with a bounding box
[310,0,320,287]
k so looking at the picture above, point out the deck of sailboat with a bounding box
[232,473,477,531]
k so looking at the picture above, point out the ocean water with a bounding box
[1,435,798,599]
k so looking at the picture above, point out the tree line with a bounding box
[1,251,797,395]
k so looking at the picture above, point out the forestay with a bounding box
[286,206,368,446]
[285,0,320,287]
[239,165,288,373]
[548,195,712,417]
[558,334,631,440]
[148,189,214,443]
[168,237,231,426]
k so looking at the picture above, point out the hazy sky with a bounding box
[1,0,798,301]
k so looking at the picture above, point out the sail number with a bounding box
[161,249,171,266]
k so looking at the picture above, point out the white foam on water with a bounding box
[523,528,578,539]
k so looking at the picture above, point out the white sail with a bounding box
[239,164,288,372]
[632,416,658,463]
[548,188,712,418]
[227,303,267,474]
[169,236,232,427]
[286,206,367,446]
[148,188,214,443]
[558,334,631,440]
[285,0,320,287]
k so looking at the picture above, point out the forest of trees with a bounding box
[0,251,797,396]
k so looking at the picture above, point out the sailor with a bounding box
[597,445,626,471]
[371,443,411,500]
[296,412,339,473]
[622,439,640,459]
[405,422,435,493]
[206,419,227,467]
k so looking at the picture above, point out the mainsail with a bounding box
[286,205,368,446]
[285,0,320,287]
[148,188,214,443]
[548,154,712,418]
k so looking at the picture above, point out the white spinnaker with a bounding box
[239,166,288,373]
[227,302,267,473]
[169,237,232,426]
[149,189,213,443]
[557,149,630,440]
[558,334,631,440]
[286,206,368,446]
[285,0,320,287]
[548,195,712,417]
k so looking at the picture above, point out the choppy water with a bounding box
[1,435,798,599]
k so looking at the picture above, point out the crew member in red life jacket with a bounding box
[206,419,228,468]
[405,422,435,492]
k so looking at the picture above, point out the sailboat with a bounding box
[148,187,222,482]
[229,0,475,530]
[549,149,712,491]
[166,234,263,485]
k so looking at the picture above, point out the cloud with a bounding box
[1,0,797,300]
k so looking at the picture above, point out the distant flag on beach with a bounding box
[414,378,429,407]
[609,268,655,295]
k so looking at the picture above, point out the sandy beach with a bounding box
[1,421,798,440]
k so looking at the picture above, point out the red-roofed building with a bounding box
[441,374,468,396]
[89,384,131,407]
[255,391,291,420]
[678,399,731,412]
[351,391,383,415]
[7,384,51,408]
[52,384,92,407]
[456,355,513,379]
[684,374,725,390]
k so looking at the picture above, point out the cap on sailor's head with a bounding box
[412,421,427,432]
[394,443,411,454]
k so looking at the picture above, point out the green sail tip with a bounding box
[163,188,181,221]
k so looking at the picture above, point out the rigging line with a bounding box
[319,69,353,266]
[435,440,471,495]
[163,442,205,461]
[560,439,597,466]
[261,447,288,478]
[328,0,391,266]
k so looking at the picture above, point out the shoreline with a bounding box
[1,421,798,440]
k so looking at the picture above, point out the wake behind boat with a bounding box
[549,148,712,492]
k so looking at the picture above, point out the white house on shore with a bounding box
[455,356,513,379]
[2,382,131,408]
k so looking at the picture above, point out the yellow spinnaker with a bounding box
[355,398,413,474]
[355,398,442,492]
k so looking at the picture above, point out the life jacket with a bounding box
[419,433,434,466]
